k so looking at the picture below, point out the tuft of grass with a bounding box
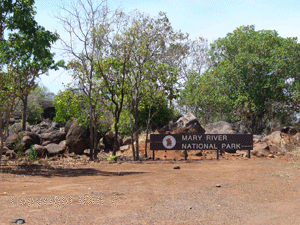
[28,145,38,161]
[107,155,117,163]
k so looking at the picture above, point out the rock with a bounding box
[5,132,40,151]
[5,150,17,159]
[172,126,198,134]
[232,121,249,134]
[216,184,221,188]
[253,142,268,151]
[40,131,66,144]
[5,133,20,150]
[173,166,180,169]
[12,217,25,224]
[205,121,237,134]
[31,121,51,134]
[122,137,132,146]
[25,132,40,144]
[84,149,90,155]
[44,122,60,133]
[48,131,66,144]
[66,121,90,155]
[33,144,46,157]
[41,141,51,146]
[65,120,73,135]
[45,143,65,156]
[236,150,248,158]
[2,146,9,155]
[261,131,282,145]
[268,145,281,154]
[281,126,299,136]
[59,140,67,151]
[171,112,205,133]
[159,112,205,134]
[97,138,105,150]
[21,136,33,150]
[40,132,51,140]
[103,131,122,152]
[25,144,46,157]
[120,145,130,152]
[195,151,203,156]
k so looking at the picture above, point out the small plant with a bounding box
[107,155,117,163]
[13,134,25,156]
[28,145,38,161]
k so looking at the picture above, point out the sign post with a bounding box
[150,134,253,160]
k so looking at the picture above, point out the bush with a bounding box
[107,155,117,163]
[28,145,38,161]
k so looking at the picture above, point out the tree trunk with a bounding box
[0,118,4,163]
[22,93,28,131]
[144,123,149,158]
[131,130,135,160]
[93,118,98,160]
[89,104,95,161]
[112,119,119,156]
[134,97,140,161]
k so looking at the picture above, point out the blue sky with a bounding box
[33,0,300,94]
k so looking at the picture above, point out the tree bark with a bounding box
[0,116,4,163]
[22,93,28,131]
[89,103,95,161]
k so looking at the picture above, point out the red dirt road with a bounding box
[1,153,300,224]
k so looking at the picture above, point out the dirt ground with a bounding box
[1,142,300,224]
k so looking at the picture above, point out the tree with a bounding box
[0,0,60,161]
[1,0,61,132]
[0,71,22,162]
[57,0,109,160]
[208,25,300,133]
[180,70,233,124]
[122,11,188,160]
[14,84,55,124]
[93,11,136,157]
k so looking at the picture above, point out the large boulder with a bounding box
[66,121,90,155]
[30,121,51,134]
[204,121,237,134]
[103,131,122,152]
[45,143,65,156]
[5,133,20,150]
[44,122,60,133]
[25,144,46,157]
[40,131,66,144]
[160,112,205,134]
[122,137,132,146]
[5,132,40,151]
[65,121,73,135]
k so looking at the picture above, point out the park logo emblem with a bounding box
[163,135,176,149]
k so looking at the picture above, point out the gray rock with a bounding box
[12,217,25,224]
[45,143,65,156]
[205,121,236,134]
[66,121,90,155]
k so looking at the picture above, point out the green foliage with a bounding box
[206,25,300,133]
[53,88,85,125]
[53,87,112,132]
[27,100,43,123]
[180,70,234,124]
[106,155,117,163]
[9,122,29,134]
[138,93,175,129]
[13,133,25,155]
[28,145,37,161]
[113,108,133,138]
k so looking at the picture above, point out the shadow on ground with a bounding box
[0,165,145,178]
